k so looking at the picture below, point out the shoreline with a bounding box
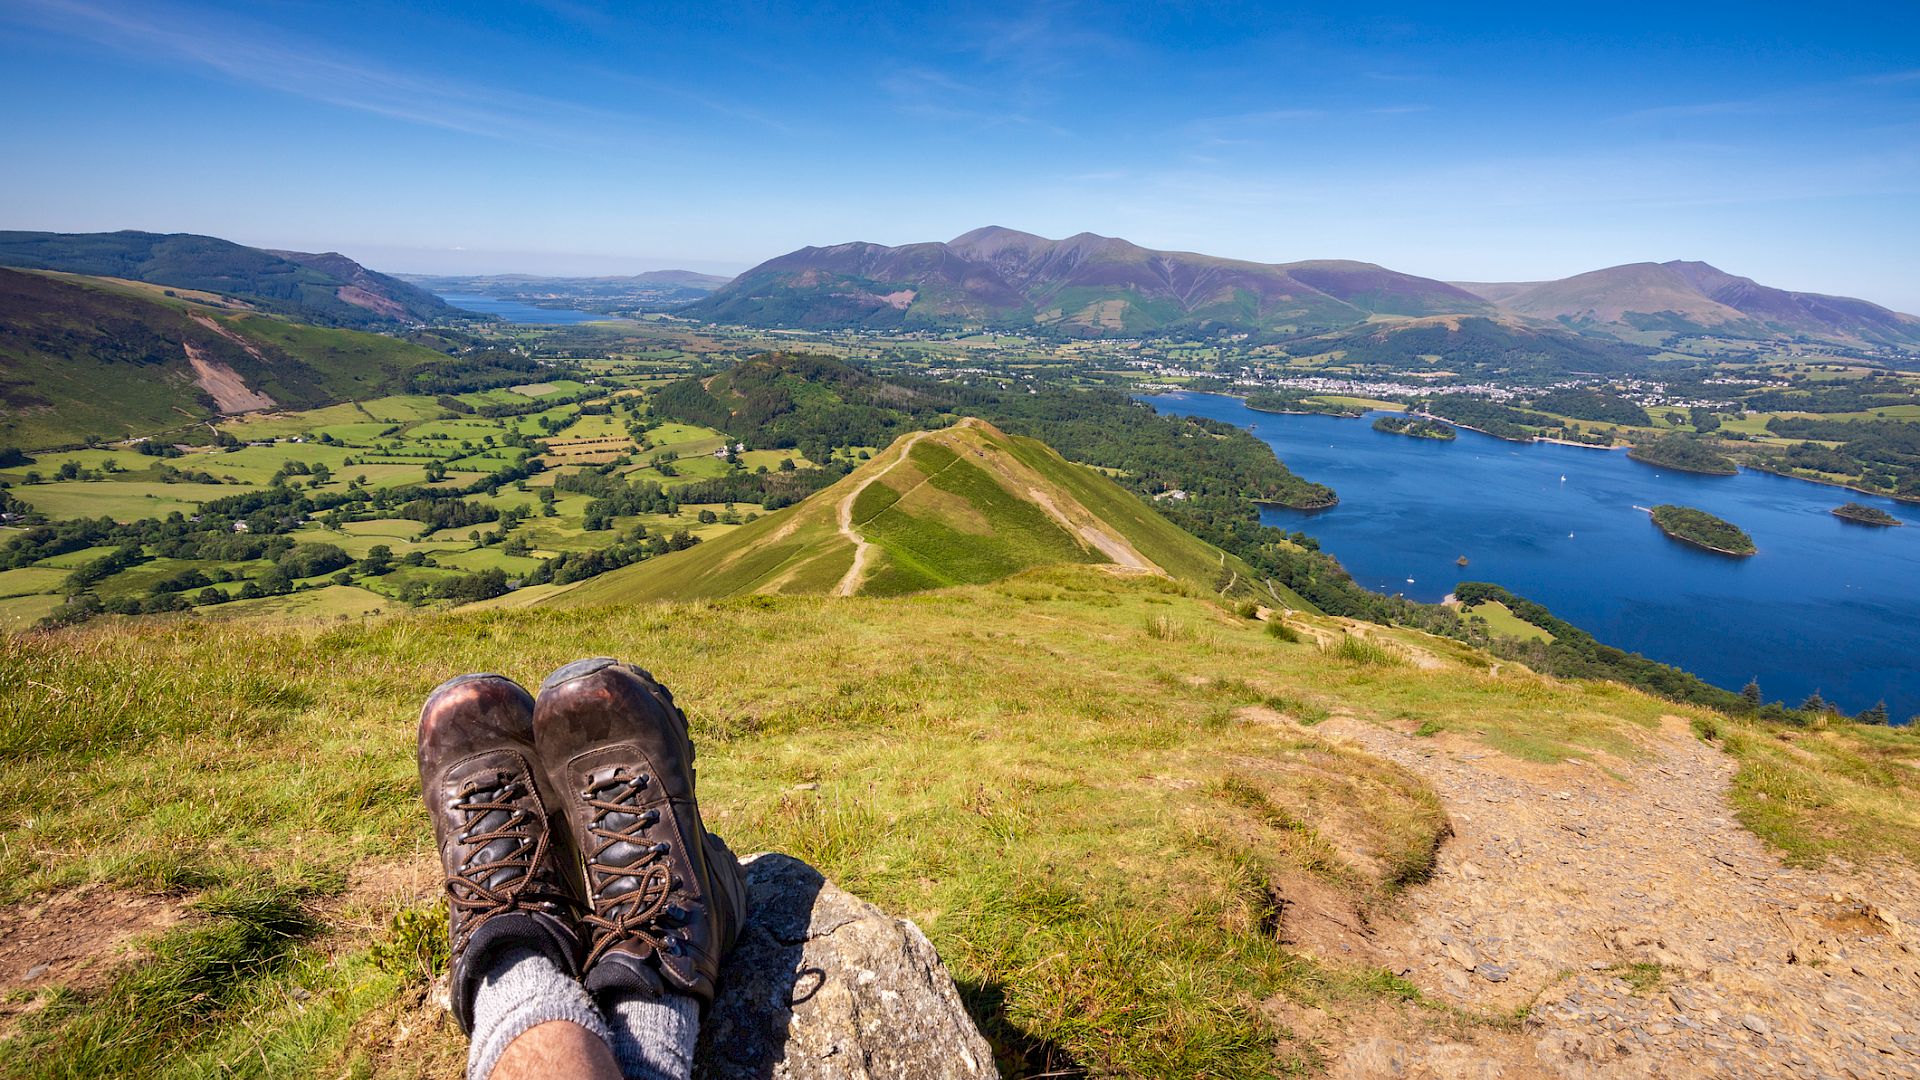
[1158,390,1920,509]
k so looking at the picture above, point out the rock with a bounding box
[697,853,995,1080]
[1475,962,1511,983]
[1333,1036,1409,1078]
[22,963,49,981]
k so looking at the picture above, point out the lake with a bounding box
[435,292,620,325]
[1148,391,1920,721]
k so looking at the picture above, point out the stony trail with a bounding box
[1313,715,1920,1079]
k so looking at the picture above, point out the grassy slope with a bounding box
[0,567,1726,1077]
[553,418,1290,606]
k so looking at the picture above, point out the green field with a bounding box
[1462,599,1553,642]
[12,480,221,521]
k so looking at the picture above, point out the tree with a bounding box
[1799,690,1828,714]
[1857,701,1890,725]
[1741,680,1763,707]
[359,544,394,576]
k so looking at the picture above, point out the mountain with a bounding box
[0,230,458,328]
[548,418,1271,604]
[0,268,450,448]
[685,226,1492,336]
[1454,261,1920,347]
[687,227,1919,348]
[399,270,733,313]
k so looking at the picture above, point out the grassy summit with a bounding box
[550,418,1302,606]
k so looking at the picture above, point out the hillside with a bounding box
[686,226,1491,336]
[4,563,1917,1077]
[0,230,457,328]
[550,418,1292,605]
[1455,260,1920,347]
[1277,314,1654,377]
[0,269,452,448]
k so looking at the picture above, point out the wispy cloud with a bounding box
[1614,69,1920,125]
[877,63,1071,135]
[3,0,643,145]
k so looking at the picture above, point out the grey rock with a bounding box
[697,852,997,1080]
[1475,962,1512,983]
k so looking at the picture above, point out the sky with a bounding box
[2,0,1917,309]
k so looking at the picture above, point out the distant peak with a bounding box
[949,225,1043,243]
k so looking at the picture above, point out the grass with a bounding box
[0,564,1651,1077]
[1462,600,1553,643]
[1324,634,1406,667]
[1712,716,1920,867]
[12,481,220,522]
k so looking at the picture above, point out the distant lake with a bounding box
[1148,391,1920,722]
[436,292,619,325]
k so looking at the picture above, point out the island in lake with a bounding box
[1373,415,1457,440]
[1833,502,1903,527]
[1647,504,1757,555]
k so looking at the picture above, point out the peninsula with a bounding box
[1373,415,1457,440]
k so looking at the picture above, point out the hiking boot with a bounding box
[417,672,583,1033]
[532,657,746,1006]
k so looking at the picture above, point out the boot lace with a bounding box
[579,769,675,966]
[445,772,549,949]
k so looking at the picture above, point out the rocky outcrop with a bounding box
[696,852,996,1079]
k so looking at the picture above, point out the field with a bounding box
[1459,599,1553,642]
[0,381,807,629]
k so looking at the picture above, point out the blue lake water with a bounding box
[1148,391,1920,721]
[436,293,619,325]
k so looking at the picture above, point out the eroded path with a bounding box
[1313,715,1920,1079]
[833,430,927,596]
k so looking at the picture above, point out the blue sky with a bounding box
[2,0,1916,309]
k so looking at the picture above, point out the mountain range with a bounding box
[686,226,1920,348]
[0,231,459,328]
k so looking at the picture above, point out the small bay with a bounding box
[1148,390,1920,721]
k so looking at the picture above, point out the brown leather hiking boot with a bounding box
[417,672,583,1033]
[532,657,746,1006]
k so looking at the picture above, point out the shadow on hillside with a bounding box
[955,976,1086,1078]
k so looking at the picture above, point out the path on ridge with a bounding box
[833,431,927,597]
[1308,715,1920,1079]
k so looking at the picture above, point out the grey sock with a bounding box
[601,990,700,1080]
[467,945,614,1080]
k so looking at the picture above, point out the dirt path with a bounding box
[1313,716,1920,1078]
[1022,486,1154,572]
[833,431,927,597]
